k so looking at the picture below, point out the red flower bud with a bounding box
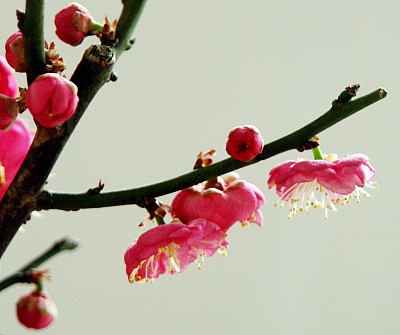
[16,290,58,329]
[226,125,264,162]
[5,31,26,72]
[26,73,79,128]
[54,3,99,46]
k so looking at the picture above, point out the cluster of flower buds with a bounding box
[2,2,112,131]
[2,38,79,129]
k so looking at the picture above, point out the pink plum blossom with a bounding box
[124,218,227,283]
[54,3,102,46]
[26,73,79,128]
[5,31,26,72]
[226,125,264,162]
[0,55,18,129]
[171,172,265,231]
[16,290,58,329]
[0,118,34,200]
[267,153,377,219]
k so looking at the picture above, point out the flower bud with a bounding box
[0,94,18,130]
[5,31,26,72]
[16,290,58,329]
[54,3,101,46]
[26,73,79,128]
[226,125,264,162]
[0,56,18,129]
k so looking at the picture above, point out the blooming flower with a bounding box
[124,218,227,283]
[226,125,264,162]
[54,3,102,46]
[0,55,19,129]
[171,173,265,231]
[16,290,58,329]
[26,73,79,128]
[5,31,26,72]
[0,118,34,200]
[267,153,377,219]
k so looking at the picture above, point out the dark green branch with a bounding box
[37,87,387,211]
[20,0,46,84]
[0,237,79,292]
[115,0,148,59]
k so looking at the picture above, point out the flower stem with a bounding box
[90,21,104,34]
[155,215,165,225]
[36,279,44,292]
[0,237,79,292]
[312,147,324,160]
[36,87,387,211]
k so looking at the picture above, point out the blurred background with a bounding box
[1,0,400,334]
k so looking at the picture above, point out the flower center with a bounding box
[276,178,377,220]
[130,242,181,283]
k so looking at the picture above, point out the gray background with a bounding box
[1,1,399,334]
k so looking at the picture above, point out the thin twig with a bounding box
[0,237,79,292]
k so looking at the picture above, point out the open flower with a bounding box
[267,153,377,219]
[16,290,58,329]
[54,3,102,46]
[0,118,34,200]
[5,31,26,72]
[26,73,79,128]
[226,125,264,162]
[124,218,227,283]
[171,172,265,231]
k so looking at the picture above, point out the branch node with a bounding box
[87,180,105,195]
[379,88,387,98]
[125,38,136,51]
[109,72,118,82]
[16,9,25,30]
[296,136,319,152]
[85,45,115,68]
[333,84,360,106]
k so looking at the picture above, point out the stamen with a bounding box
[0,164,5,186]
[276,177,375,219]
